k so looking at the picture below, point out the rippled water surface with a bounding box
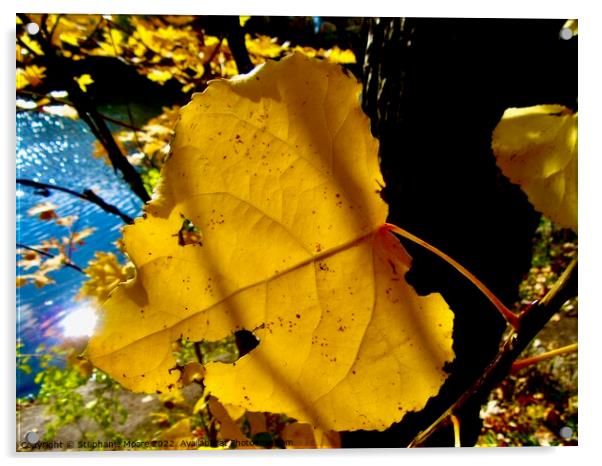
[16,109,152,396]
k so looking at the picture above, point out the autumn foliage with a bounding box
[16,15,577,449]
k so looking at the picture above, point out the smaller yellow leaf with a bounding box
[19,34,44,55]
[208,396,257,448]
[179,362,204,385]
[245,34,286,59]
[39,253,66,273]
[16,65,47,90]
[74,74,94,92]
[161,418,194,441]
[239,16,251,27]
[79,252,131,303]
[55,215,78,227]
[27,201,57,220]
[23,271,55,288]
[146,69,173,85]
[192,396,207,415]
[325,46,356,64]
[492,105,577,232]
[59,32,81,47]
[71,227,96,244]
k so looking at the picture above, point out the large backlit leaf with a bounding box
[492,105,578,232]
[87,53,455,432]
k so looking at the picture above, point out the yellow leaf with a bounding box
[55,215,78,227]
[324,46,356,64]
[74,74,94,92]
[71,227,96,244]
[245,34,286,59]
[492,105,577,232]
[239,16,251,27]
[19,34,44,55]
[59,31,81,47]
[79,252,132,303]
[146,68,173,85]
[161,418,193,442]
[192,396,207,415]
[21,271,55,288]
[87,53,455,432]
[207,396,257,448]
[27,201,58,220]
[16,65,46,90]
[179,361,204,385]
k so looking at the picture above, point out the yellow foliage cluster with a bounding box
[78,252,134,303]
[16,65,46,90]
[94,105,180,170]
[17,14,357,98]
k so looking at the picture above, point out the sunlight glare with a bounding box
[60,304,98,338]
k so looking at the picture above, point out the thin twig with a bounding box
[511,343,577,373]
[17,90,142,130]
[408,258,577,447]
[17,178,134,224]
[28,26,151,204]
[101,113,143,131]
[16,243,85,273]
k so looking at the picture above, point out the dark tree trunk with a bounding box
[342,18,576,447]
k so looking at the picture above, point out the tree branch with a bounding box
[16,90,143,131]
[408,258,577,447]
[220,17,254,74]
[27,27,151,204]
[17,178,134,224]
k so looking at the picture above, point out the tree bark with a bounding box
[342,17,576,447]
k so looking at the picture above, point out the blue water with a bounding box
[16,107,156,397]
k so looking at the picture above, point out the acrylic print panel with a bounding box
[16,13,577,451]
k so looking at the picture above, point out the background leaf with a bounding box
[492,105,577,232]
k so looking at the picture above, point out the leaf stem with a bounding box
[511,343,577,373]
[450,414,461,447]
[383,223,519,329]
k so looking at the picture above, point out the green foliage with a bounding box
[20,345,128,446]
